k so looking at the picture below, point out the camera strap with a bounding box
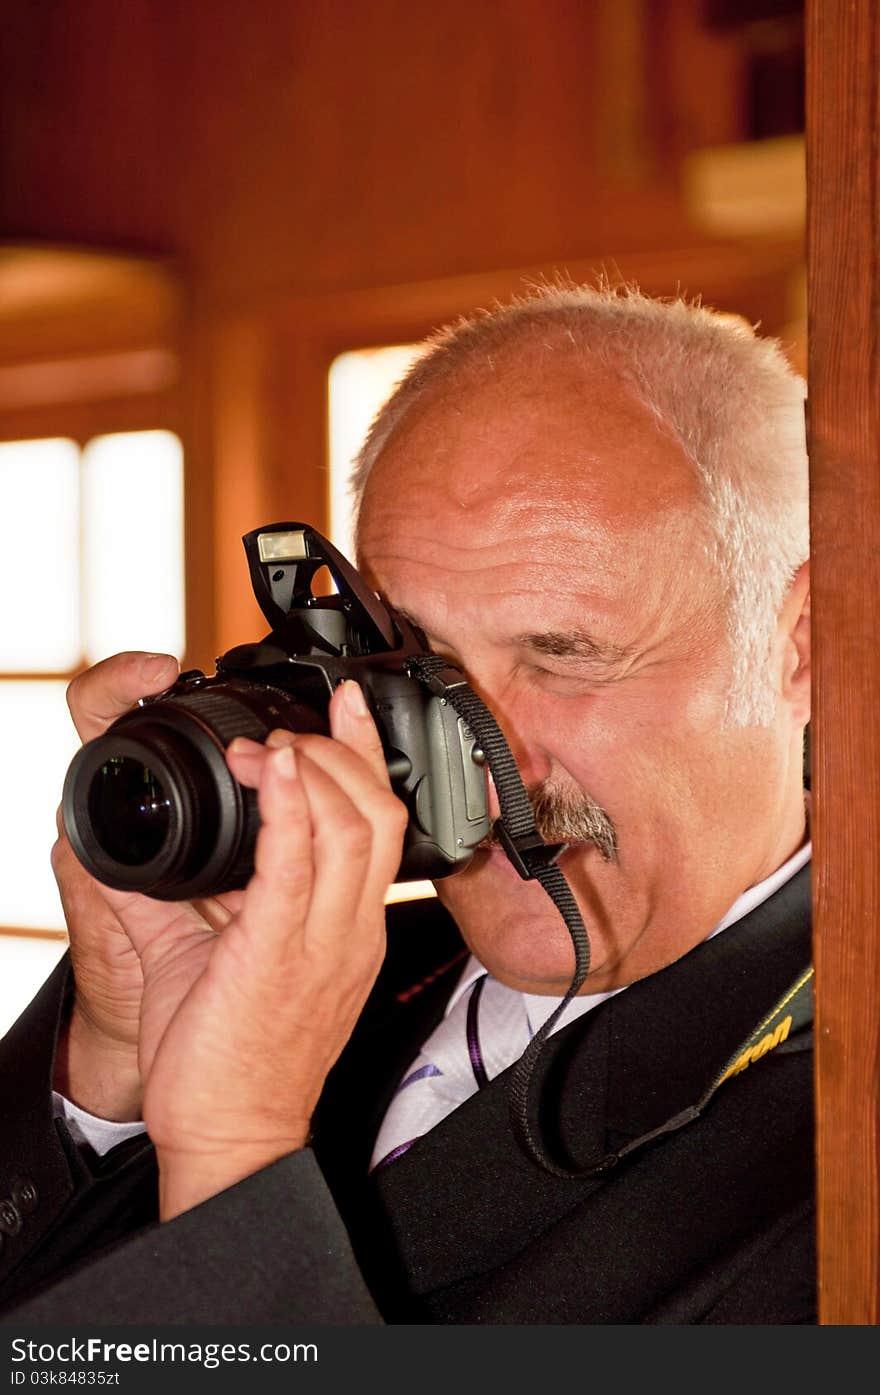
[405,653,814,1180]
[406,653,593,1176]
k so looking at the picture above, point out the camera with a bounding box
[62,522,490,901]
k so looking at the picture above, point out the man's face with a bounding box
[357,355,805,994]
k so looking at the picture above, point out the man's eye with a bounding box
[526,664,610,692]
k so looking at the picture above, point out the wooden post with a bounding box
[807,0,880,1325]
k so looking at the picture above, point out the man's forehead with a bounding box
[358,363,700,533]
[353,359,715,659]
[357,453,702,587]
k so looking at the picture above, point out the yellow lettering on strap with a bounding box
[718,1014,792,1085]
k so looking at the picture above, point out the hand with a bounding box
[52,652,181,1119]
[53,651,250,1119]
[109,679,406,1219]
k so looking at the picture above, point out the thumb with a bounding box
[66,651,180,742]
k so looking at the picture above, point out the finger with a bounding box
[237,744,315,957]
[226,736,270,789]
[292,748,402,932]
[232,727,397,828]
[231,717,404,915]
[67,651,180,742]
[52,801,215,968]
[328,681,392,789]
[191,891,244,931]
[227,732,299,789]
[51,823,115,916]
[288,730,407,876]
[228,686,389,794]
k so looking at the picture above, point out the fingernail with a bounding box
[265,729,296,748]
[227,736,260,755]
[140,654,176,681]
[342,681,370,718]
[274,744,297,779]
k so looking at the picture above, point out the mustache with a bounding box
[481,782,619,863]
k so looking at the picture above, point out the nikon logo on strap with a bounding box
[718,1013,793,1085]
[576,965,815,1180]
[710,966,813,1096]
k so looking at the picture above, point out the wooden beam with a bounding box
[807,0,880,1325]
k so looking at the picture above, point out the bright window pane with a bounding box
[0,681,79,930]
[0,438,81,671]
[328,345,422,563]
[0,936,67,1040]
[82,430,185,663]
[328,345,435,901]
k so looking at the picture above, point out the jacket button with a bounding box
[0,1199,22,1236]
[11,1179,38,1215]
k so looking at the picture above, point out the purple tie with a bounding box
[370,972,532,1170]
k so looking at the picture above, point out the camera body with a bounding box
[62,523,490,901]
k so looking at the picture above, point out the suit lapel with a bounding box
[344,866,813,1300]
[602,864,812,1140]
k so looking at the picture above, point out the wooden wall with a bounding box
[0,0,806,663]
[806,0,880,1324]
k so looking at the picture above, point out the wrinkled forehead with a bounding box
[356,362,710,567]
[354,367,726,656]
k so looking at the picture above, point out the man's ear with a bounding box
[781,560,810,724]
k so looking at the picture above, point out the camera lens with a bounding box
[87,758,172,867]
[63,721,220,898]
[62,678,328,900]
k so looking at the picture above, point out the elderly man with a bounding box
[0,284,813,1324]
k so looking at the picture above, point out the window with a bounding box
[327,344,436,906]
[327,345,423,564]
[0,430,184,1033]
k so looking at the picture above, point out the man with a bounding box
[0,283,813,1323]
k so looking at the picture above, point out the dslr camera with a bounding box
[62,522,490,901]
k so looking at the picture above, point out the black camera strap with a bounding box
[406,653,592,1177]
[406,653,814,1181]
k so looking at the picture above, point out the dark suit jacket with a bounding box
[0,866,814,1324]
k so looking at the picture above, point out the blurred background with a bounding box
[0,0,806,1029]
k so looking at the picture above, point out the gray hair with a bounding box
[351,280,809,726]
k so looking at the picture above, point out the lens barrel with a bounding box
[62,680,327,900]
